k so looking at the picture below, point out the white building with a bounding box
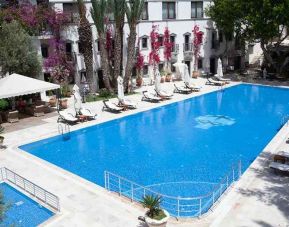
[33,0,253,88]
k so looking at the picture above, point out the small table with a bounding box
[78,115,87,122]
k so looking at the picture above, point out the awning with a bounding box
[0,73,60,99]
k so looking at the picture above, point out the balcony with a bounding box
[65,12,80,24]
[183,43,193,60]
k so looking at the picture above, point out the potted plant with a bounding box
[141,195,170,227]
[165,69,172,82]
[49,96,57,107]
[0,99,9,123]
[160,70,165,83]
[59,99,68,109]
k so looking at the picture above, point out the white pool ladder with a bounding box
[58,123,71,140]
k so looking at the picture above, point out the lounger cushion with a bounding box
[269,162,289,172]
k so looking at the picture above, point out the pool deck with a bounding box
[1,78,289,227]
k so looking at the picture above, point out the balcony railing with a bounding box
[183,43,193,52]
[65,12,80,23]
[171,44,179,53]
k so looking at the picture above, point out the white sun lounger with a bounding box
[118,98,137,109]
[80,108,97,119]
[214,74,231,82]
[206,78,226,86]
[184,82,201,91]
[142,91,162,102]
[103,100,124,112]
[269,162,289,173]
[155,89,173,99]
[174,84,192,94]
[58,111,78,123]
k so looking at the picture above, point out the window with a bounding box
[184,34,191,51]
[219,31,223,43]
[198,58,203,69]
[170,35,175,44]
[162,2,176,19]
[158,35,163,47]
[41,44,48,58]
[78,42,83,54]
[141,37,148,49]
[141,2,149,20]
[159,63,164,71]
[66,43,72,53]
[143,65,148,75]
[191,1,203,18]
[63,3,79,23]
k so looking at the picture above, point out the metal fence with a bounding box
[0,167,60,212]
[104,160,241,218]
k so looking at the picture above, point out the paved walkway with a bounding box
[1,78,289,227]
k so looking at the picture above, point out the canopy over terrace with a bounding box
[0,73,60,99]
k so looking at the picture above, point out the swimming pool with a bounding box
[0,183,54,226]
[20,84,289,216]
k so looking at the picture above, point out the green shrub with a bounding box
[99,88,112,98]
[141,195,166,220]
[0,99,8,111]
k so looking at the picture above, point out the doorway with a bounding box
[210,58,216,74]
[185,61,191,75]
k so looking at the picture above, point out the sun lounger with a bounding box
[206,78,226,86]
[184,82,201,91]
[214,75,231,83]
[155,89,173,99]
[269,162,289,173]
[118,98,137,109]
[79,108,97,119]
[102,100,124,113]
[58,111,78,124]
[173,84,192,94]
[141,91,162,102]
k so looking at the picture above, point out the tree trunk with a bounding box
[78,20,97,93]
[113,26,123,88]
[260,41,275,69]
[99,34,113,92]
[124,27,137,92]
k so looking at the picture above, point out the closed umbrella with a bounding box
[217,58,224,77]
[184,64,191,84]
[173,61,186,80]
[117,76,125,101]
[155,69,161,93]
[73,84,82,110]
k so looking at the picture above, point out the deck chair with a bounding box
[102,100,124,113]
[118,98,137,109]
[79,108,97,120]
[269,162,289,174]
[184,82,201,92]
[155,89,173,99]
[214,74,231,83]
[141,91,162,102]
[173,84,192,94]
[58,111,78,124]
[206,78,226,86]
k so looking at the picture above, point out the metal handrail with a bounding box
[104,160,241,217]
[0,167,60,212]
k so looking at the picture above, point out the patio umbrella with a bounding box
[173,61,186,80]
[184,64,191,84]
[148,65,154,84]
[155,68,161,92]
[217,58,224,77]
[117,76,125,101]
[73,84,82,110]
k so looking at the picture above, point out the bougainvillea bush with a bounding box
[149,25,160,75]
[163,27,173,70]
[135,51,144,78]
[192,25,204,71]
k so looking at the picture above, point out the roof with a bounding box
[0,73,60,99]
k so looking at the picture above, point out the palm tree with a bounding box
[109,0,125,88]
[91,0,113,92]
[77,0,97,93]
[124,0,144,92]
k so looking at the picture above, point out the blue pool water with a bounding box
[20,84,289,214]
[0,183,53,226]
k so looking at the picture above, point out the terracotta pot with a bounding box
[192,71,200,78]
[60,99,68,109]
[145,210,170,227]
[49,97,57,107]
[136,77,143,87]
[165,75,172,82]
